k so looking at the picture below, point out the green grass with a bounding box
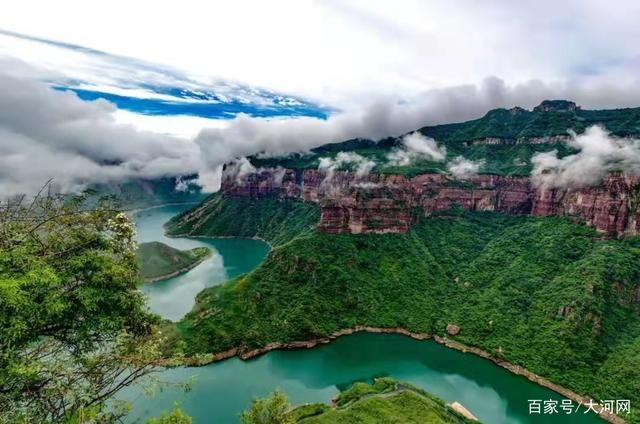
[165,194,320,246]
[136,241,210,281]
[291,379,478,423]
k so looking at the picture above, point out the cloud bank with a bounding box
[0,69,200,195]
[531,126,640,188]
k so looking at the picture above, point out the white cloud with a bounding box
[318,151,376,185]
[531,126,640,188]
[0,69,201,195]
[447,156,485,179]
[387,132,446,166]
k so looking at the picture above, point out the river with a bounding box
[125,204,602,424]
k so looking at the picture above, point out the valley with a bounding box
[152,102,640,423]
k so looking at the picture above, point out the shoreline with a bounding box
[141,250,213,283]
[177,326,623,424]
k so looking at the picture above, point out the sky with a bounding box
[1,0,640,194]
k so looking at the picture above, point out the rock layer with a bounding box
[220,164,640,236]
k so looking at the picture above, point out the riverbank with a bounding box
[141,249,213,283]
[174,326,622,424]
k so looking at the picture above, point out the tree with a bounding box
[0,189,162,423]
[240,390,294,424]
[146,405,192,424]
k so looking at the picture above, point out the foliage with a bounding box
[146,405,193,424]
[166,194,320,246]
[136,241,211,281]
[289,379,477,424]
[334,378,397,407]
[240,390,294,424]
[0,190,161,423]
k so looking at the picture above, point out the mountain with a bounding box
[136,241,211,282]
[165,100,640,423]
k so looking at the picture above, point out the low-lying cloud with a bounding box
[318,151,376,186]
[386,132,446,166]
[447,156,485,179]
[531,126,640,188]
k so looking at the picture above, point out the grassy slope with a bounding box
[250,105,640,176]
[136,241,210,280]
[292,379,477,424]
[165,194,320,246]
[170,197,640,422]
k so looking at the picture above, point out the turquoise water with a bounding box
[134,204,270,321]
[125,205,603,424]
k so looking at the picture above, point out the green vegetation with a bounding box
[241,390,294,424]
[169,194,640,423]
[250,102,640,176]
[0,191,163,423]
[146,406,193,424]
[166,193,321,246]
[136,241,211,282]
[250,378,479,423]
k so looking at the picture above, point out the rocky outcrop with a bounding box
[220,165,640,236]
[468,134,571,145]
[446,323,461,335]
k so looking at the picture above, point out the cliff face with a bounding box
[220,166,640,236]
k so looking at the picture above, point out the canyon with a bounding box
[221,165,640,236]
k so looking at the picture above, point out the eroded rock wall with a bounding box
[220,165,640,236]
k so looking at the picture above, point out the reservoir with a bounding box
[125,204,602,424]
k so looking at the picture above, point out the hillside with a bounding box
[166,194,320,246]
[290,378,479,423]
[168,196,640,423]
[136,241,211,282]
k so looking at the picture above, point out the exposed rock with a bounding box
[446,323,460,335]
[220,164,640,236]
[448,401,478,421]
[533,99,580,112]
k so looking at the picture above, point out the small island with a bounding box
[136,241,212,283]
[290,378,479,423]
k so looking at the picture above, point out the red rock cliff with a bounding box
[220,166,640,236]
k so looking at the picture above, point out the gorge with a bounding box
[159,101,640,424]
